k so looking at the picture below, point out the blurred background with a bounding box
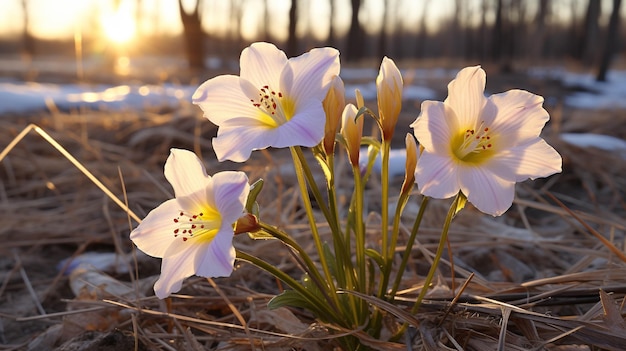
[0,0,623,84]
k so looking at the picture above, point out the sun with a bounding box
[101,2,136,44]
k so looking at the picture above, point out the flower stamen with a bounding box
[250,85,294,127]
[172,209,221,242]
[453,121,494,162]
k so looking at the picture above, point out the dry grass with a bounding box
[0,95,625,351]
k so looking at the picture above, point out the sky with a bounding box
[0,0,510,41]
[0,0,623,43]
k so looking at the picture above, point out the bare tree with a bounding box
[20,0,35,58]
[531,0,550,62]
[415,0,430,58]
[479,0,490,61]
[579,0,601,63]
[597,0,622,81]
[179,0,205,69]
[377,0,390,59]
[346,0,363,62]
[287,0,298,56]
[328,0,336,47]
[491,0,504,62]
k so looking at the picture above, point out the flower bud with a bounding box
[376,57,403,142]
[402,133,418,194]
[341,103,364,167]
[322,76,346,155]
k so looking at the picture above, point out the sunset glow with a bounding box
[101,1,136,44]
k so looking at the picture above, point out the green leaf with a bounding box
[245,178,264,213]
[247,228,276,240]
[322,242,338,279]
[268,290,315,310]
[361,144,380,184]
[313,148,334,185]
[355,105,380,127]
[365,248,384,268]
[453,192,467,218]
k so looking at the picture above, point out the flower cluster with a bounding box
[130,42,562,346]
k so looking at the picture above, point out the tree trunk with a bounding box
[597,0,622,81]
[21,0,35,58]
[287,0,298,56]
[346,0,363,62]
[415,0,430,58]
[178,0,205,70]
[531,0,549,62]
[377,0,389,59]
[580,0,601,63]
[328,0,336,47]
[491,0,503,62]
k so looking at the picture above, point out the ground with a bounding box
[0,64,625,350]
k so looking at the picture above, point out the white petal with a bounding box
[411,101,456,153]
[212,117,279,162]
[415,152,460,199]
[240,42,287,89]
[196,233,235,278]
[286,47,340,102]
[488,138,562,182]
[164,149,210,198]
[274,99,326,148]
[458,166,515,216]
[211,171,249,224]
[192,75,261,126]
[154,244,206,298]
[445,66,487,128]
[130,199,181,258]
[487,90,549,144]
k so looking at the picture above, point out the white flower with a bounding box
[411,66,562,216]
[130,149,249,298]
[193,42,340,162]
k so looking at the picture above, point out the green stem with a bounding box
[293,146,333,226]
[324,153,349,287]
[388,196,429,299]
[380,141,391,270]
[376,185,413,299]
[367,141,392,337]
[289,146,341,312]
[235,250,334,318]
[352,165,367,297]
[410,194,460,314]
[257,221,327,294]
[392,194,460,340]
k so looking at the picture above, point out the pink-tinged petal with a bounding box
[286,47,340,102]
[274,99,326,148]
[486,90,550,144]
[196,233,235,278]
[192,75,261,125]
[212,118,280,162]
[458,166,515,216]
[164,149,209,198]
[415,152,460,199]
[445,66,487,128]
[211,171,249,224]
[411,100,456,153]
[130,198,180,258]
[487,138,562,182]
[240,42,287,89]
[154,244,207,298]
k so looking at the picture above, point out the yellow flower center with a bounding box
[250,85,296,128]
[451,122,495,164]
[172,206,221,243]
